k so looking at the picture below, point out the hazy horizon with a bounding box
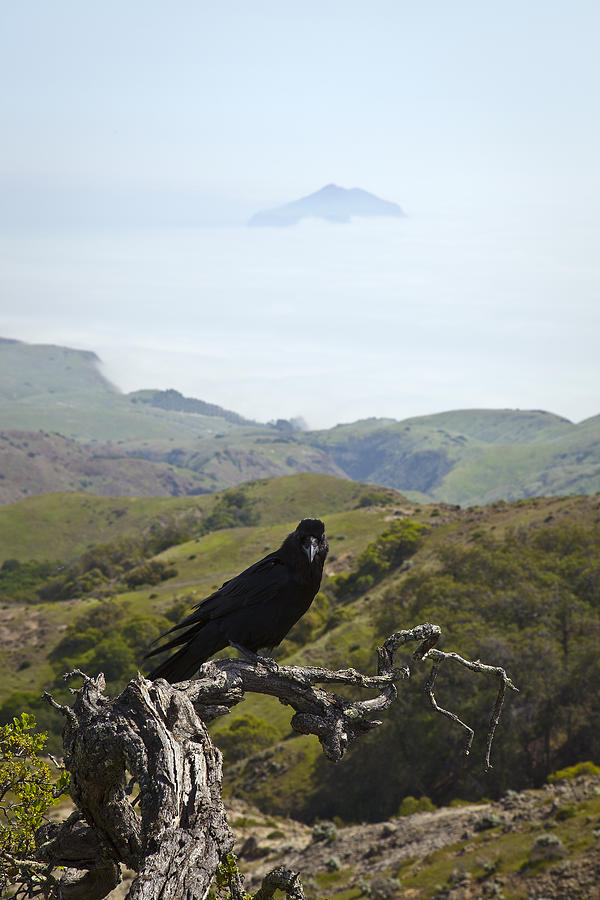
[1,2,599,429]
[2,207,598,429]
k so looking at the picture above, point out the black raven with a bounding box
[145,518,329,682]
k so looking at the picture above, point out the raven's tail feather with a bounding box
[144,626,196,661]
[147,622,226,684]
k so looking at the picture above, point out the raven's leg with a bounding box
[229,642,278,671]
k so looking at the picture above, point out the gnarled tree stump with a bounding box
[35,623,517,899]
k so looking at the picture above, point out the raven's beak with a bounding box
[304,536,318,564]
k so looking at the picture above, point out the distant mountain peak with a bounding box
[248,184,405,227]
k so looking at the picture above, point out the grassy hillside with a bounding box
[0,473,378,562]
[402,407,575,443]
[2,337,600,506]
[124,430,346,493]
[307,412,600,505]
[1,474,599,831]
[0,337,117,402]
[0,338,257,441]
[228,769,600,900]
[0,430,210,505]
[215,490,600,821]
[0,492,209,562]
[0,475,402,725]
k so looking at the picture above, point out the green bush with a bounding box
[473,812,502,831]
[0,713,70,897]
[214,714,278,764]
[49,600,126,668]
[356,490,393,508]
[48,600,172,693]
[205,489,259,531]
[124,559,178,588]
[529,832,566,862]
[548,761,600,783]
[165,597,191,624]
[554,805,577,820]
[396,795,436,817]
[145,517,194,554]
[0,559,60,603]
[51,626,104,662]
[121,614,174,650]
[0,693,64,754]
[87,635,137,684]
[356,520,429,578]
[328,519,429,599]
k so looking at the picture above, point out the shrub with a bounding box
[357,490,393,508]
[369,877,401,900]
[0,559,60,603]
[0,693,64,754]
[49,600,127,670]
[554,805,577,821]
[49,600,171,694]
[121,614,173,652]
[312,820,337,843]
[87,635,137,684]
[396,795,436,817]
[328,520,429,600]
[356,520,429,578]
[165,597,192,623]
[124,559,178,588]
[205,489,259,531]
[0,714,70,896]
[529,833,566,862]
[473,812,502,831]
[548,761,600,783]
[215,714,278,764]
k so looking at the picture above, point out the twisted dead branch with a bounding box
[32,622,516,899]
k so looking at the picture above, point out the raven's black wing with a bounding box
[144,552,291,660]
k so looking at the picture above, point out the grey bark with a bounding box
[43,672,232,900]
[36,623,516,900]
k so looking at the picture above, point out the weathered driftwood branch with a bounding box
[422,647,519,770]
[35,623,516,900]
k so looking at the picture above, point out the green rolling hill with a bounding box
[0,474,599,825]
[3,338,599,891]
[1,336,599,506]
[307,409,600,505]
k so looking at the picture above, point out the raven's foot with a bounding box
[229,642,279,672]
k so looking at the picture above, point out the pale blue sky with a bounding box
[1,2,599,427]
[2,1,599,218]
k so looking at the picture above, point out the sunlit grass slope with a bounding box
[2,474,599,825]
[0,473,388,562]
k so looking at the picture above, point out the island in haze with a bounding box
[247,183,405,227]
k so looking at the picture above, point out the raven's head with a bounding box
[295,518,329,565]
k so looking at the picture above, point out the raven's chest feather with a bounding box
[224,578,315,650]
